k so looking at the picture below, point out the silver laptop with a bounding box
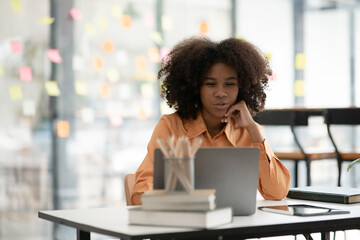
[153,147,260,216]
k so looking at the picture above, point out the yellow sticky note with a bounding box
[294,80,305,97]
[235,35,245,40]
[135,56,147,71]
[57,121,70,138]
[39,16,55,25]
[85,23,96,35]
[9,85,22,100]
[100,82,111,98]
[93,57,104,71]
[161,15,173,31]
[265,52,272,62]
[0,64,3,76]
[102,40,114,54]
[75,80,88,96]
[295,53,306,69]
[147,47,161,63]
[97,17,109,30]
[111,5,123,19]
[199,21,209,35]
[45,81,61,96]
[11,0,23,13]
[151,32,162,45]
[141,83,155,98]
[23,99,36,116]
[107,68,120,83]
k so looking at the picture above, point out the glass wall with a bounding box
[0,0,359,239]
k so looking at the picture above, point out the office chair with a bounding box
[254,109,336,187]
[124,173,135,206]
[323,108,360,186]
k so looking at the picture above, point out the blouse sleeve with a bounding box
[254,140,291,200]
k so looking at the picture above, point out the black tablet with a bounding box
[258,204,350,216]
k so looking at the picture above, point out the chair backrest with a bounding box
[323,108,360,125]
[253,109,311,126]
[124,173,135,206]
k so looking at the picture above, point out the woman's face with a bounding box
[200,62,239,123]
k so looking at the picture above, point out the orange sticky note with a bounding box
[102,40,114,54]
[57,121,70,138]
[121,15,132,28]
[93,57,104,71]
[11,0,23,13]
[9,85,22,100]
[147,47,161,63]
[47,49,62,63]
[19,66,32,81]
[135,56,147,71]
[199,21,209,35]
[100,82,111,98]
[137,106,148,120]
[69,8,83,20]
[11,41,23,53]
[45,81,61,96]
[39,16,55,25]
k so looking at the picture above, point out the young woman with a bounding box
[130,37,290,205]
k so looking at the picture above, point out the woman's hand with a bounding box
[221,101,265,143]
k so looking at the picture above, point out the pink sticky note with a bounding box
[19,66,32,81]
[143,13,155,28]
[69,8,83,20]
[47,49,62,63]
[11,41,23,53]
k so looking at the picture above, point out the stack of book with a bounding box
[128,189,233,229]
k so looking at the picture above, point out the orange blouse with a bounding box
[130,112,290,205]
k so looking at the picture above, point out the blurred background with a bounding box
[0,0,359,239]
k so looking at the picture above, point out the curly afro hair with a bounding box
[158,36,272,120]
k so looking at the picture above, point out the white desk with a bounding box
[38,199,360,240]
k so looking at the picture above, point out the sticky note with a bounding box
[137,106,148,120]
[45,81,61,96]
[11,0,23,13]
[47,49,62,63]
[111,5,123,19]
[102,40,114,54]
[161,15,173,31]
[23,99,36,116]
[100,82,111,98]
[141,83,155,98]
[11,41,23,53]
[116,50,129,66]
[160,47,170,61]
[109,114,123,126]
[39,16,55,25]
[97,17,109,30]
[85,23,96,35]
[9,85,22,100]
[75,80,88,96]
[268,72,277,81]
[144,13,155,28]
[93,57,103,71]
[199,22,209,35]
[69,8,83,20]
[151,32,162,45]
[81,108,94,123]
[73,55,84,71]
[265,52,272,62]
[147,47,161,63]
[295,53,306,69]
[107,68,120,83]
[135,56,147,71]
[121,15,132,28]
[295,80,305,97]
[0,64,3,76]
[57,121,70,138]
[19,66,32,81]
[235,35,245,40]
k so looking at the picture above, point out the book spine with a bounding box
[287,191,347,204]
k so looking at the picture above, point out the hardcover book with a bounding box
[287,186,360,204]
[128,206,232,229]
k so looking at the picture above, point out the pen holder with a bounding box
[164,156,194,193]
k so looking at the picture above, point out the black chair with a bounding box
[323,108,360,186]
[254,109,337,187]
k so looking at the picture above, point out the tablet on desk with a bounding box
[258,204,350,217]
